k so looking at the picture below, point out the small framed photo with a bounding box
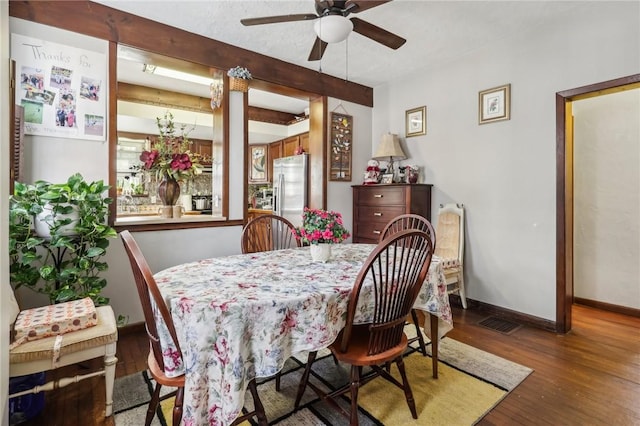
[479,84,511,124]
[380,174,394,184]
[405,106,426,137]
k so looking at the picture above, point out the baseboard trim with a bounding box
[450,295,557,332]
[574,297,640,318]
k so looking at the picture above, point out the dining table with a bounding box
[152,243,453,426]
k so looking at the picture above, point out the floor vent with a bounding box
[478,316,522,335]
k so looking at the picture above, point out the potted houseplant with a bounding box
[9,173,117,305]
[293,207,350,262]
[227,66,252,92]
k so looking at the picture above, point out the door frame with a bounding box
[555,73,640,333]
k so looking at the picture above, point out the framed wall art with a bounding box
[479,83,511,124]
[329,112,352,181]
[249,144,268,183]
[405,106,426,137]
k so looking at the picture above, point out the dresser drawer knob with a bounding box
[373,230,381,235]
[373,194,383,198]
[373,212,383,217]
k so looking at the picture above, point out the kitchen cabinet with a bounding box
[283,135,300,157]
[265,132,308,183]
[300,132,309,153]
[352,184,432,244]
[194,140,213,165]
[282,133,309,157]
[268,140,283,183]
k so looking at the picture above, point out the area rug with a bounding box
[113,332,532,426]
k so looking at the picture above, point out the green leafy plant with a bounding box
[9,173,117,305]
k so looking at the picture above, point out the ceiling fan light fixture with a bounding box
[314,15,353,43]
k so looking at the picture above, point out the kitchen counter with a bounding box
[247,208,273,215]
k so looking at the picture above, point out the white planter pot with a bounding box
[310,243,332,263]
[34,203,80,238]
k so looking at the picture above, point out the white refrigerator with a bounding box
[272,154,308,228]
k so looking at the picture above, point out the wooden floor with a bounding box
[16,304,640,425]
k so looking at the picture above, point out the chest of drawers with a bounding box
[352,184,432,243]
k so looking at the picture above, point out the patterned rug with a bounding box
[113,332,532,425]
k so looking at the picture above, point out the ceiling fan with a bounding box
[240,0,406,61]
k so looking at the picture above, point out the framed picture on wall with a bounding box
[405,106,426,137]
[249,145,268,183]
[329,112,353,181]
[479,83,511,124]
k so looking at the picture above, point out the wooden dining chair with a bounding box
[294,229,435,426]
[120,230,268,426]
[240,213,301,390]
[380,213,436,358]
[434,203,467,308]
[241,213,301,254]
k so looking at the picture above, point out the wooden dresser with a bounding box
[352,184,433,243]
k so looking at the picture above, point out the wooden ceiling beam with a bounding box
[248,106,298,125]
[9,1,374,107]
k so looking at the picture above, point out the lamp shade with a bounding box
[313,15,353,43]
[373,133,406,161]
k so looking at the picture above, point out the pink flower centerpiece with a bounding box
[293,207,350,245]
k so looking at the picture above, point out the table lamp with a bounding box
[373,133,406,182]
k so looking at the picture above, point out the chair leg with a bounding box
[349,365,361,426]
[458,272,467,309]
[103,342,118,417]
[173,386,184,426]
[410,309,428,356]
[430,313,439,379]
[294,351,317,409]
[248,379,268,426]
[275,371,282,391]
[146,383,162,426]
[395,357,418,419]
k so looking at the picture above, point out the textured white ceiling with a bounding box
[102,0,581,110]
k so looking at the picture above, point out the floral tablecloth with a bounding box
[153,243,452,425]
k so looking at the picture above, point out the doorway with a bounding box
[555,74,640,333]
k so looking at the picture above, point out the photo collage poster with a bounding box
[11,33,107,141]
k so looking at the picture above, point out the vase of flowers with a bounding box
[294,208,350,262]
[406,165,419,183]
[136,112,202,209]
[227,66,252,92]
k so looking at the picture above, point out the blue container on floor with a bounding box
[9,372,46,425]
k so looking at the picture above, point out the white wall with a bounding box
[326,98,373,242]
[573,90,640,309]
[372,2,640,320]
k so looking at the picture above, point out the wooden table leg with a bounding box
[430,313,438,379]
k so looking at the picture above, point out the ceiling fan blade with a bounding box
[307,37,329,61]
[346,0,392,14]
[350,17,406,49]
[241,14,318,26]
